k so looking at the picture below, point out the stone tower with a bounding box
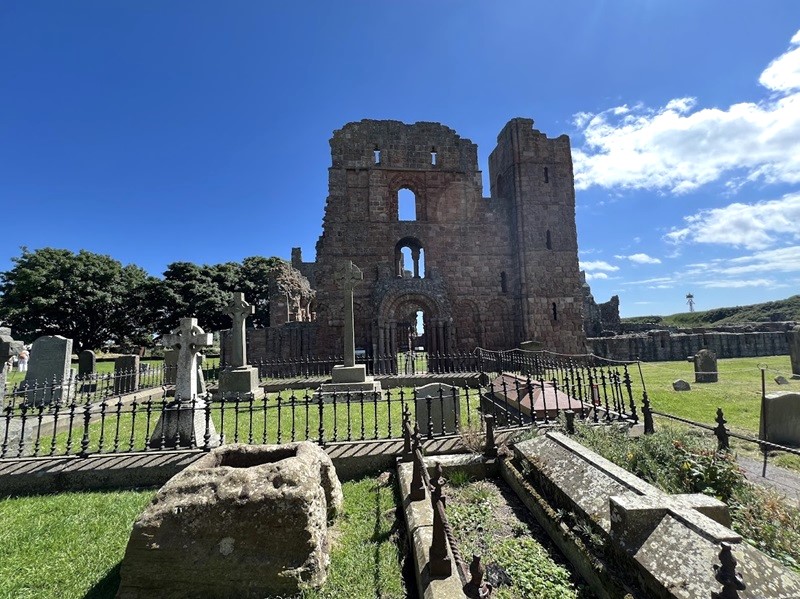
[488,118,585,352]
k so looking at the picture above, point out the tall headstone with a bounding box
[319,261,381,394]
[149,318,218,449]
[78,349,96,378]
[694,349,718,383]
[22,335,72,405]
[414,383,460,436]
[217,292,261,399]
[114,354,140,394]
[761,392,800,446]
[789,326,800,377]
[163,348,178,384]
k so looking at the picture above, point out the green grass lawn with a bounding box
[3,359,164,388]
[0,475,406,599]
[634,355,797,435]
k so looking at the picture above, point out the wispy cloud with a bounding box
[615,253,662,264]
[572,29,800,193]
[580,260,619,272]
[585,272,609,281]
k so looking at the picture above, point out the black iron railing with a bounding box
[1,360,221,409]
[0,385,484,459]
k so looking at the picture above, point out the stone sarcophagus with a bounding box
[116,442,343,599]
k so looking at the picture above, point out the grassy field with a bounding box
[635,355,797,434]
[0,475,406,599]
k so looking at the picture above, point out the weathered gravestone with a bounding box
[149,318,218,449]
[114,355,139,394]
[694,349,718,383]
[78,349,96,378]
[217,292,260,399]
[790,326,800,377]
[761,392,800,447]
[116,442,343,599]
[22,335,72,405]
[415,383,459,436]
[673,379,691,391]
[776,375,790,385]
[163,348,177,384]
[0,329,24,407]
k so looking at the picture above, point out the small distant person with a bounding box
[17,348,29,372]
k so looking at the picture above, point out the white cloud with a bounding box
[580,260,619,272]
[666,193,800,249]
[615,253,662,264]
[585,272,609,281]
[572,29,800,193]
[712,245,800,276]
[700,278,776,289]
[624,276,674,285]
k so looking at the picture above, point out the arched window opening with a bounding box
[552,302,558,321]
[544,166,549,183]
[399,247,413,278]
[398,188,416,221]
[500,271,507,293]
[374,147,381,164]
[394,237,425,278]
[431,147,437,166]
[546,229,552,250]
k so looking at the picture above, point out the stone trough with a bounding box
[116,442,343,599]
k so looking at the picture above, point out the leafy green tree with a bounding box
[158,261,242,333]
[0,247,158,351]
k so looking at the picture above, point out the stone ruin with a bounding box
[580,271,621,337]
[117,442,343,598]
[228,118,588,361]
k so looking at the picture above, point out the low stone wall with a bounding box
[590,330,790,362]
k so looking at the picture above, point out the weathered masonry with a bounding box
[308,118,586,356]
[243,118,587,360]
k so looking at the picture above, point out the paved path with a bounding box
[737,456,800,504]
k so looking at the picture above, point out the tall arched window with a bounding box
[398,188,416,221]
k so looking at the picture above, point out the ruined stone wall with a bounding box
[308,119,585,357]
[589,330,790,361]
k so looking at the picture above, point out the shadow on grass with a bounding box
[83,562,121,599]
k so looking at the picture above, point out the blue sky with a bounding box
[1,2,799,317]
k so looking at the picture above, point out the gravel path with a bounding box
[737,456,800,504]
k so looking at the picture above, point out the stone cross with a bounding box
[162,317,213,400]
[226,292,254,368]
[337,260,363,367]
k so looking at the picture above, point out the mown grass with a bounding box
[4,359,164,387]
[27,387,483,457]
[574,423,800,571]
[636,355,797,435]
[0,490,154,599]
[0,475,406,599]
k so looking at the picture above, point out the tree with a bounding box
[0,247,158,351]
[158,261,242,333]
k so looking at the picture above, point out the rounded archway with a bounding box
[376,289,451,357]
